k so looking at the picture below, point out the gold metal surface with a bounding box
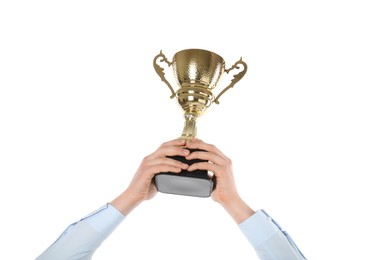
[153,49,247,140]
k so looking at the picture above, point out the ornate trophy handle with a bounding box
[153,50,176,99]
[214,58,248,104]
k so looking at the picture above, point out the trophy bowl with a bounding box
[173,48,224,90]
[154,48,247,140]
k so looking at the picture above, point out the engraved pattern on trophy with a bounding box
[153,48,247,141]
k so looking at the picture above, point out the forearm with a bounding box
[110,188,143,216]
[221,197,306,260]
[37,204,125,260]
[37,188,141,259]
[220,196,256,224]
[239,210,306,260]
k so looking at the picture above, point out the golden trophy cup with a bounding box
[153,48,247,197]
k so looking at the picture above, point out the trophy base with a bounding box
[153,149,216,198]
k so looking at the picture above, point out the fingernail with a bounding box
[182,163,188,169]
[183,149,190,156]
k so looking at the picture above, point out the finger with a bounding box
[186,139,228,160]
[147,164,183,176]
[187,161,221,175]
[152,146,190,159]
[148,157,189,170]
[160,138,186,148]
[149,141,189,159]
[185,150,225,166]
[144,164,182,179]
[141,157,187,177]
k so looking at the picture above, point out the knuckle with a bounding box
[142,154,155,163]
[226,158,232,166]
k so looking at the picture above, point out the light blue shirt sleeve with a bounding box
[36,203,125,260]
[37,205,305,260]
[239,209,306,260]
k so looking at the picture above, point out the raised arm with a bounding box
[185,139,306,260]
[110,138,190,215]
[36,139,190,260]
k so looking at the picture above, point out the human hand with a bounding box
[128,138,190,202]
[185,139,240,206]
[185,139,255,223]
[111,138,189,215]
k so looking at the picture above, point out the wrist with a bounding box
[220,196,255,224]
[110,188,144,216]
[219,195,242,209]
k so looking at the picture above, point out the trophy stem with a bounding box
[181,113,198,141]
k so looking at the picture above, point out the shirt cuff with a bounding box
[238,209,281,249]
[81,203,126,237]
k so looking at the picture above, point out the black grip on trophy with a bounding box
[168,148,209,179]
[153,148,216,197]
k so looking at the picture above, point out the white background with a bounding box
[1,1,389,259]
